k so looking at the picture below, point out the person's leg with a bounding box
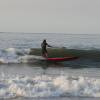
[42,54,46,58]
[42,49,45,57]
[45,50,48,58]
[42,49,48,58]
[45,53,48,58]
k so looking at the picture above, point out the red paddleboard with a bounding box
[46,56,78,62]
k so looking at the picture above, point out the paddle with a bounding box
[49,45,66,49]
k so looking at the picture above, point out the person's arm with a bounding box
[47,43,52,47]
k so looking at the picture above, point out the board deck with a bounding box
[46,56,78,62]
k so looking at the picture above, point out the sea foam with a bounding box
[0,74,100,99]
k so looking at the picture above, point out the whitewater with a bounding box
[1,74,100,99]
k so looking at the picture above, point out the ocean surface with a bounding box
[0,32,100,100]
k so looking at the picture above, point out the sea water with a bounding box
[0,32,100,100]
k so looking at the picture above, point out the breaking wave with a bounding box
[0,48,31,63]
[0,47,100,64]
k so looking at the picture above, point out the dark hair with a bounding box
[43,39,46,43]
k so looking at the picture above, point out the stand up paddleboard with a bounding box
[43,56,79,62]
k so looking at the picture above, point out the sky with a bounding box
[0,0,100,33]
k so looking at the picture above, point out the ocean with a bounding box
[0,32,100,100]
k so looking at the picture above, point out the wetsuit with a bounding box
[41,42,48,55]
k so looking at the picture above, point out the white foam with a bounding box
[0,48,41,63]
[18,55,45,63]
[0,74,100,99]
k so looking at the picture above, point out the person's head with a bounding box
[43,39,46,43]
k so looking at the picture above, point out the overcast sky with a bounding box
[0,0,100,33]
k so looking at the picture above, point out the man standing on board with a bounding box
[41,39,52,58]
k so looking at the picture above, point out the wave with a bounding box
[0,74,100,99]
[30,48,100,61]
[0,47,100,64]
[0,48,30,63]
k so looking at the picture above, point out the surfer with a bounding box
[41,39,52,58]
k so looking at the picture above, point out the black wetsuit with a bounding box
[41,42,48,55]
